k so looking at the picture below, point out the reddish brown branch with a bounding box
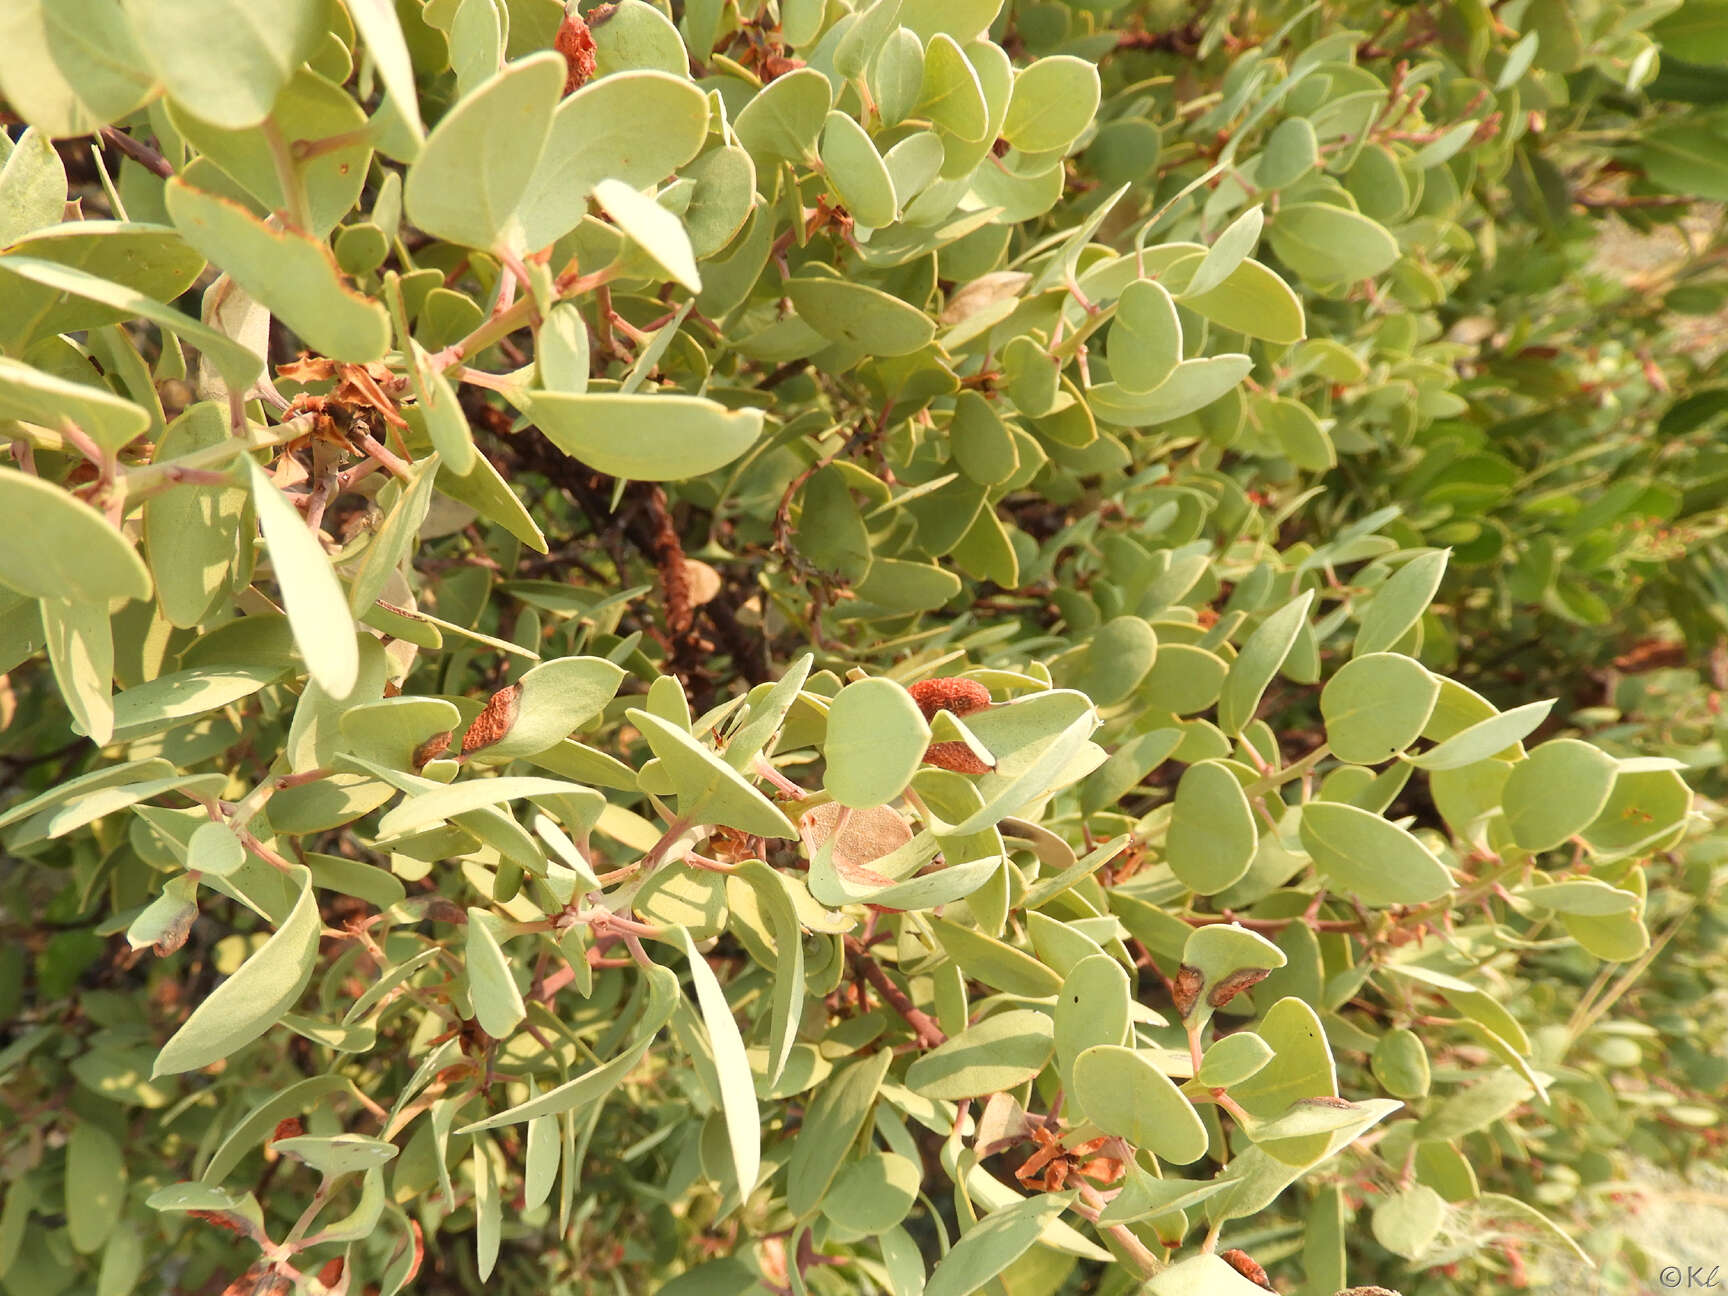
[844,938,946,1050]
[643,485,692,636]
[100,126,173,178]
[1113,22,1204,55]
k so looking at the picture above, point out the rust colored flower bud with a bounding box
[1221,1248,1274,1290]
[316,1258,345,1286]
[412,729,452,769]
[1208,966,1272,1008]
[908,676,992,720]
[554,11,596,95]
[922,740,993,774]
[1173,964,1204,1018]
[461,683,521,755]
[271,1117,304,1143]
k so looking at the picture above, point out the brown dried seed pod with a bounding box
[554,11,596,94]
[1208,965,1273,1008]
[1220,1248,1274,1290]
[412,729,453,769]
[153,905,195,958]
[461,683,521,755]
[800,803,913,875]
[922,740,993,774]
[1173,964,1205,1018]
[908,676,993,720]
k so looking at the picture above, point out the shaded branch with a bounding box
[99,126,173,178]
[845,938,946,1050]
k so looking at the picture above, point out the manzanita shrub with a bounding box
[2,1,1726,1294]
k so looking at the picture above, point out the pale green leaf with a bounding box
[247,458,359,697]
[1320,652,1439,765]
[1186,205,1264,298]
[458,964,681,1131]
[345,0,426,142]
[787,275,935,355]
[129,0,323,128]
[1166,760,1258,894]
[1107,279,1181,394]
[0,128,66,247]
[680,927,760,1194]
[1407,699,1552,771]
[0,356,149,454]
[628,709,797,838]
[823,676,931,809]
[733,67,832,164]
[403,53,564,250]
[43,597,115,746]
[0,0,154,138]
[926,1194,1069,1296]
[1218,591,1313,735]
[786,1050,894,1218]
[1503,739,1619,852]
[154,867,321,1075]
[166,180,390,362]
[592,177,702,291]
[517,71,709,252]
[1270,202,1401,281]
[465,908,526,1039]
[1355,550,1448,656]
[1001,55,1099,154]
[1298,801,1453,906]
[1071,1045,1208,1164]
[904,1009,1054,1100]
[819,110,898,228]
[0,466,151,604]
[530,391,763,481]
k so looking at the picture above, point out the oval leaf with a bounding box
[404,53,563,251]
[167,180,389,362]
[904,1009,1054,1100]
[1298,800,1453,906]
[824,677,932,809]
[1071,1045,1209,1164]
[1166,760,1258,894]
[154,867,321,1075]
[530,392,764,482]
[1320,652,1439,765]
[0,466,151,604]
[1503,738,1620,853]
